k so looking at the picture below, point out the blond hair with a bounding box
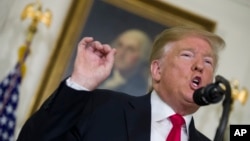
[149,26,225,69]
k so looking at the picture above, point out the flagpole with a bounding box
[0,0,52,115]
[19,0,52,77]
[0,1,52,140]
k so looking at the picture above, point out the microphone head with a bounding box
[193,83,225,106]
[193,87,210,106]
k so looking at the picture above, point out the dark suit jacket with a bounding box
[17,81,211,141]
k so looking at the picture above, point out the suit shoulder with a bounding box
[92,89,151,109]
[92,89,136,102]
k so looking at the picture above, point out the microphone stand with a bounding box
[214,75,233,141]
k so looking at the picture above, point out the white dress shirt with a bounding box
[150,90,192,141]
[66,78,192,141]
[66,77,89,91]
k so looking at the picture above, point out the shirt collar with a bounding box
[150,90,192,135]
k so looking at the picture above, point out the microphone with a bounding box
[193,75,226,106]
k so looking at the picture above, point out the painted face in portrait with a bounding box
[113,30,151,74]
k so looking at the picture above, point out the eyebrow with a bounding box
[180,48,214,58]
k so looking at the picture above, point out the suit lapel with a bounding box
[189,118,201,140]
[124,94,151,141]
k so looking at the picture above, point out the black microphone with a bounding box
[193,76,226,106]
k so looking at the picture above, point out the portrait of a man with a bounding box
[63,0,166,96]
[99,29,152,95]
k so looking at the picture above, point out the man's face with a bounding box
[114,34,142,72]
[153,36,215,113]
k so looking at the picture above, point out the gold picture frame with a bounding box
[29,0,216,115]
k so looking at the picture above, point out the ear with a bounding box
[150,60,161,82]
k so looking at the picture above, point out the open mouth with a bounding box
[191,76,201,89]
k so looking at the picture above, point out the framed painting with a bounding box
[29,0,216,115]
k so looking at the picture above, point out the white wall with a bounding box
[0,0,71,139]
[0,0,249,140]
[164,0,250,140]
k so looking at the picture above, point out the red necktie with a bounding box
[166,114,185,141]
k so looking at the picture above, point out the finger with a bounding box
[106,48,116,68]
[96,44,113,58]
[93,43,112,55]
[92,41,104,51]
[102,44,112,54]
[91,41,110,56]
[87,41,105,58]
[78,37,94,49]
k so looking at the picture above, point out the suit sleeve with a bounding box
[16,80,92,141]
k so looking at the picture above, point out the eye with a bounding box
[115,42,122,48]
[205,60,211,64]
[182,53,191,57]
[180,51,193,58]
[204,58,214,66]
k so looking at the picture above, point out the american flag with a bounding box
[0,63,22,141]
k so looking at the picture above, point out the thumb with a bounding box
[106,48,116,69]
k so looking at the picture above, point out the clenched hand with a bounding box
[71,37,116,90]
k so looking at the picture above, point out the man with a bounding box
[99,29,152,95]
[17,26,225,141]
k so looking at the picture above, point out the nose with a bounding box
[192,60,204,73]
